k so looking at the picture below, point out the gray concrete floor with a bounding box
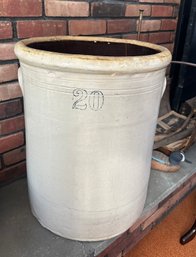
[0,144,195,257]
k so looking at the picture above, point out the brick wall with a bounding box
[0,0,180,184]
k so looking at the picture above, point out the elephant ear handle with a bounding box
[18,67,24,96]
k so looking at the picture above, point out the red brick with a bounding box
[0,161,26,184]
[69,20,106,36]
[125,4,151,17]
[173,5,180,17]
[161,43,174,52]
[91,2,124,17]
[0,0,42,17]
[0,100,22,119]
[137,20,161,32]
[0,21,12,39]
[0,43,16,61]
[17,20,67,38]
[107,19,136,34]
[0,132,24,154]
[3,146,26,166]
[161,19,177,30]
[170,31,176,42]
[0,82,22,102]
[0,115,25,136]
[139,0,164,2]
[164,0,180,4]
[123,33,149,42]
[45,0,89,17]
[123,34,138,40]
[149,32,172,44]
[152,6,173,17]
[0,64,18,83]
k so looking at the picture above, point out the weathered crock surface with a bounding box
[15,36,171,241]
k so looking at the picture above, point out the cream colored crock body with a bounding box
[15,36,171,241]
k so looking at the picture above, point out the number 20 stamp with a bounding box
[72,88,104,111]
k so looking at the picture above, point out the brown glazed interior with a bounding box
[28,40,160,57]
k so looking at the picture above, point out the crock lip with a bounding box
[14,36,172,74]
